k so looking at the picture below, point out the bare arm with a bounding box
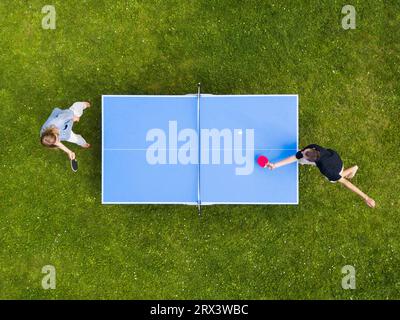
[55,142,75,160]
[338,177,376,208]
[267,155,297,169]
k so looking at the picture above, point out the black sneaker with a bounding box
[71,159,78,172]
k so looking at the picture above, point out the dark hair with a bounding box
[304,149,320,162]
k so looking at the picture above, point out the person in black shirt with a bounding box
[266,144,376,208]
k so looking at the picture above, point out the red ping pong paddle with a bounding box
[257,155,269,168]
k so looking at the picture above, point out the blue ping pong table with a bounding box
[102,94,298,205]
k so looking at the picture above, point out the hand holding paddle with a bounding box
[257,155,277,170]
[68,151,78,172]
[266,163,276,170]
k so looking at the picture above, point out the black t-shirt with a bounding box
[296,144,343,182]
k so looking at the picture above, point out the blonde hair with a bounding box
[40,127,59,148]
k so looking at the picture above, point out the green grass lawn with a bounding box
[0,0,399,299]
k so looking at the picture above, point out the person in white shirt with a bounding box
[40,101,91,160]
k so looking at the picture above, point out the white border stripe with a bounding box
[102,95,105,204]
[196,86,201,210]
[102,95,197,98]
[103,148,298,151]
[101,94,298,98]
[102,201,198,205]
[101,201,298,205]
[296,94,299,204]
[201,94,299,97]
[201,202,298,205]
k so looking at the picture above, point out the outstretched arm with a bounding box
[267,155,297,170]
[55,142,75,160]
[338,177,376,208]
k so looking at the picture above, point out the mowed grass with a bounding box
[0,0,399,299]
